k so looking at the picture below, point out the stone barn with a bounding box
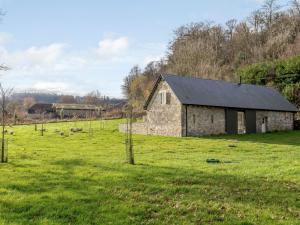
[119,74,298,137]
[27,103,55,119]
[28,103,102,118]
[52,103,102,118]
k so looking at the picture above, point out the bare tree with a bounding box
[248,10,265,32]
[121,65,141,99]
[0,83,13,163]
[7,101,19,125]
[83,90,101,105]
[23,96,36,111]
[226,19,237,40]
[122,0,300,111]
[124,104,134,165]
[290,0,300,16]
[59,95,77,104]
[262,0,282,29]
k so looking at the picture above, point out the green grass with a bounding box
[0,119,299,225]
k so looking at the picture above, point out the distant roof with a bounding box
[53,103,101,110]
[28,103,53,114]
[144,74,298,112]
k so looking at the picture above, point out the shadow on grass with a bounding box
[53,159,87,168]
[207,130,300,146]
[1,161,299,225]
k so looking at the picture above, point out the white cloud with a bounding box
[52,56,87,72]
[4,43,66,67]
[31,81,72,93]
[0,32,13,45]
[96,36,129,59]
[143,54,164,66]
[0,33,167,97]
[0,43,91,77]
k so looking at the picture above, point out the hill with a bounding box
[123,0,300,110]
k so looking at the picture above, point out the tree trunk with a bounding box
[125,105,134,165]
[1,97,5,163]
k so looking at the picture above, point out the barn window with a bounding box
[193,114,196,125]
[262,117,268,124]
[166,92,171,104]
[159,91,170,105]
[211,115,214,123]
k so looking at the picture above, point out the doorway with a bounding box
[262,117,268,133]
[226,109,257,134]
[237,111,246,134]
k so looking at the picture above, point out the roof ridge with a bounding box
[158,74,298,112]
[162,73,275,90]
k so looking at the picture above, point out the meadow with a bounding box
[0,119,299,225]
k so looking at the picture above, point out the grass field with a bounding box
[0,119,299,225]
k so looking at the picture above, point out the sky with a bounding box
[0,0,286,97]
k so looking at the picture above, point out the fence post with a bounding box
[124,104,134,165]
[1,138,4,163]
[1,139,7,163]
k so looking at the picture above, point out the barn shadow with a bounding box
[207,130,300,146]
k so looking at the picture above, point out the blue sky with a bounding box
[0,0,283,97]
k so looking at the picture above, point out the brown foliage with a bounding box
[23,97,36,110]
[59,95,77,104]
[123,0,300,110]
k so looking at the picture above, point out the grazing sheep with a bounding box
[70,128,76,132]
[70,128,83,133]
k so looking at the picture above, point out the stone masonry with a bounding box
[119,80,296,137]
[256,110,294,133]
[182,105,226,136]
[144,81,182,137]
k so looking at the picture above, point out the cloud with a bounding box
[4,43,66,67]
[96,36,129,59]
[31,81,72,93]
[142,54,165,66]
[0,33,167,96]
[0,43,90,77]
[0,32,13,45]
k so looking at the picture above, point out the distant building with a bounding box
[28,103,102,118]
[28,103,54,114]
[120,74,298,137]
[52,103,102,118]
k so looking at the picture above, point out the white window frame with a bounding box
[159,91,167,105]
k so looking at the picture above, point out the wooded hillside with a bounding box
[237,55,300,108]
[123,0,300,110]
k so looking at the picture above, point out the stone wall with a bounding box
[145,81,183,137]
[119,78,296,137]
[55,109,96,118]
[118,81,182,137]
[256,110,294,133]
[183,105,226,136]
[119,122,148,135]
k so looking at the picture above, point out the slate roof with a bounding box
[144,74,298,112]
[28,103,102,114]
[28,103,54,114]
